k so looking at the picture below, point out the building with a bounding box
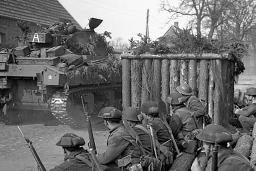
[0,0,81,48]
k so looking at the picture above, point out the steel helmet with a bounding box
[166,91,187,105]
[98,107,122,120]
[122,107,140,122]
[196,124,232,144]
[176,83,193,96]
[245,87,256,96]
[56,133,85,147]
[141,101,159,115]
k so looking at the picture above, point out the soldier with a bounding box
[191,124,253,171]
[166,91,198,153]
[49,133,93,171]
[122,107,153,155]
[140,101,173,150]
[176,83,207,128]
[97,106,144,170]
[123,107,172,171]
[235,87,256,133]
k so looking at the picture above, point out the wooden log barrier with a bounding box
[121,53,234,126]
[131,59,142,108]
[122,58,131,109]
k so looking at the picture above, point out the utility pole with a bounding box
[145,9,149,44]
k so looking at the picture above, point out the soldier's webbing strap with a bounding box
[123,121,146,156]
[75,155,92,168]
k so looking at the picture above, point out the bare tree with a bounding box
[222,0,256,41]
[204,0,231,39]
[160,0,207,38]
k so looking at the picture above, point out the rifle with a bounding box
[158,100,181,156]
[81,96,102,171]
[81,96,97,154]
[17,126,46,171]
[148,124,159,159]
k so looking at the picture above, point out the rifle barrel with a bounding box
[17,126,47,171]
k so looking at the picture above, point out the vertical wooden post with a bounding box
[213,59,225,125]
[170,60,180,93]
[198,60,209,102]
[152,59,161,101]
[223,60,234,123]
[180,60,189,85]
[161,59,170,103]
[122,58,131,110]
[141,59,152,103]
[188,59,197,95]
[208,62,214,119]
[131,58,142,108]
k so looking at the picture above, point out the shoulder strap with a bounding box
[122,121,146,155]
[135,124,150,135]
[75,154,92,167]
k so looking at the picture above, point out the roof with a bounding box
[0,0,82,29]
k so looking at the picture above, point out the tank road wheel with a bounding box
[50,91,88,129]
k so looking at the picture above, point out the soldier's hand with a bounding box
[191,157,203,171]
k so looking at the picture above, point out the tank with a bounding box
[0,18,122,128]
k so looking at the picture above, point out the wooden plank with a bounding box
[122,58,131,109]
[188,59,197,95]
[152,59,161,101]
[131,59,142,108]
[170,60,180,93]
[208,63,214,119]
[198,60,209,102]
[121,53,231,60]
[180,60,189,85]
[141,59,152,103]
[161,59,170,103]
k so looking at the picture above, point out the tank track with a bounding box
[50,91,88,129]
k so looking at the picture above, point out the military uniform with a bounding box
[97,107,143,170]
[141,101,172,147]
[166,92,198,154]
[50,133,93,171]
[235,87,256,132]
[193,124,253,171]
[50,149,92,171]
[122,107,153,155]
[166,92,197,137]
[176,84,207,128]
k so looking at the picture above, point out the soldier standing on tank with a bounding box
[176,83,207,128]
[235,87,256,133]
[97,107,144,171]
[49,133,93,171]
[166,91,199,153]
[191,124,253,171]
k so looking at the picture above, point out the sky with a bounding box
[58,0,188,42]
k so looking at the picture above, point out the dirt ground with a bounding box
[0,121,108,171]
